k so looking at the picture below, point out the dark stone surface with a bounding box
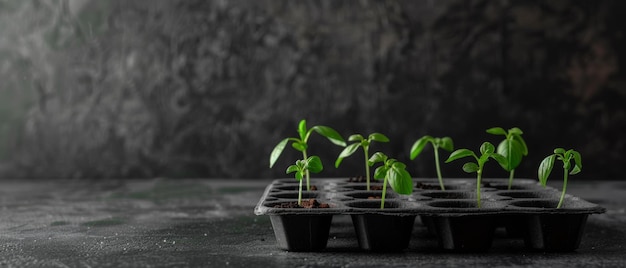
[1,1,625,180]
[0,178,624,267]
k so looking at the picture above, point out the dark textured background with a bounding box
[0,0,624,180]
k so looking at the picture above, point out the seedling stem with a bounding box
[410,136,454,191]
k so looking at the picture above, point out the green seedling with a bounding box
[486,127,528,190]
[335,133,390,190]
[270,119,346,190]
[538,148,582,209]
[286,156,324,205]
[445,142,507,208]
[410,136,454,190]
[368,152,413,209]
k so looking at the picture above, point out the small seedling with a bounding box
[486,127,528,190]
[286,156,323,205]
[445,142,507,208]
[270,119,346,190]
[335,133,390,190]
[368,152,413,209]
[410,136,454,190]
[538,148,582,208]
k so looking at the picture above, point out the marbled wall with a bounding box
[0,0,624,180]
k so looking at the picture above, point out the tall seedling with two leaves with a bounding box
[335,133,390,190]
[538,148,582,208]
[445,142,507,208]
[269,119,346,190]
[410,136,454,190]
[368,152,413,209]
[486,127,528,190]
[286,156,323,205]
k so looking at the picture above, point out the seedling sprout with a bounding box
[286,156,323,205]
[335,133,390,190]
[368,152,413,209]
[538,148,582,208]
[410,136,454,190]
[486,127,528,190]
[445,142,507,208]
[270,119,346,190]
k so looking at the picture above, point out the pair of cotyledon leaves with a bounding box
[286,156,323,181]
[368,152,414,195]
[538,148,582,186]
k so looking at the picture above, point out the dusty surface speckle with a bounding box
[0,179,624,267]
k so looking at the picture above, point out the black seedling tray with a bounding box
[254,178,605,252]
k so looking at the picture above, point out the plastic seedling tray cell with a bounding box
[509,199,596,252]
[254,178,605,252]
[348,200,416,251]
[269,214,333,251]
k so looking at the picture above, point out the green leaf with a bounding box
[439,137,454,152]
[570,150,582,175]
[335,143,361,168]
[399,169,414,194]
[570,165,581,175]
[486,127,507,136]
[478,151,491,164]
[462,162,479,173]
[369,152,387,164]
[445,149,475,163]
[509,127,523,136]
[348,134,364,142]
[360,139,370,149]
[490,153,508,168]
[373,166,386,180]
[388,167,413,195]
[295,171,303,181]
[410,136,431,160]
[480,142,495,155]
[513,134,529,156]
[496,139,523,171]
[313,126,346,147]
[270,138,289,168]
[369,133,390,143]
[538,155,556,186]
[306,156,323,173]
[392,161,406,170]
[292,141,307,152]
[286,165,299,174]
[572,150,582,171]
[554,148,566,154]
[298,120,307,141]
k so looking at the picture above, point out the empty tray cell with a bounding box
[427,200,482,209]
[344,191,397,200]
[342,184,385,191]
[425,199,506,212]
[497,191,549,199]
[488,184,538,190]
[509,199,561,209]
[422,191,475,199]
[415,181,473,190]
